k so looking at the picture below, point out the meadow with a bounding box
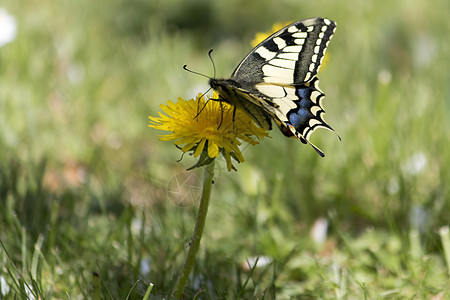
[0,0,449,299]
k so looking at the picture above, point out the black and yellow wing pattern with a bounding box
[209,17,337,156]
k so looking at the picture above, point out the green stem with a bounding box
[171,160,215,299]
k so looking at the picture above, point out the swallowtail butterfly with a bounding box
[210,17,337,156]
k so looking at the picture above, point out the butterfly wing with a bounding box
[231,17,336,85]
[230,17,337,156]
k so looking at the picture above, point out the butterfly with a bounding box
[209,17,338,157]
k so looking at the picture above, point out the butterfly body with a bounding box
[209,78,273,130]
[210,17,337,156]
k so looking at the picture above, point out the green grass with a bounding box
[1,0,449,298]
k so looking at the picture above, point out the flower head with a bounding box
[149,93,268,171]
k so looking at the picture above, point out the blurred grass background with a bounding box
[0,0,449,299]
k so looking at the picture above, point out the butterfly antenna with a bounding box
[182,65,211,118]
[182,65,210,79]
[206,50,227,130]
[183,50,219,119]
[208,49,216,79]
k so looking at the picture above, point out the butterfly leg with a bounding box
[193,94,211,120]
[232,105,237,131]
[217,98,224,129]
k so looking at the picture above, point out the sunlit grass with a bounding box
[0,0,449,298]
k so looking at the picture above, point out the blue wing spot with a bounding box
[299,98,312,109]
[296,87,311,99]
[288,107,311,128]
[288,112,303,128]
[287,85,318,131]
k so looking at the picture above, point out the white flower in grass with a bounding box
[242,256,272,272]
[311,217,329,245]
[25,284,36,300]
[0,8,17,47]
[0,275,10,296]
[402,152,427,176]
[139,258,151,276]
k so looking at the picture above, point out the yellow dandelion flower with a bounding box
[149,93,268,171]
